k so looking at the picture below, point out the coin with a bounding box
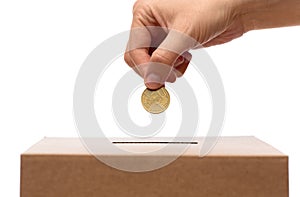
[141,86,170,114]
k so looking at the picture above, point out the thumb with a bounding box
[145,30,197,89]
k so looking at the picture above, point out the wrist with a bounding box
[236,0,277,32]
[237,0,300,32]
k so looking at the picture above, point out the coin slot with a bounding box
[112,141,198,144]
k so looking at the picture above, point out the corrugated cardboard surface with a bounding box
[20,137,288,197]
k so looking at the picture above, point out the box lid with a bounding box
[22,136,286,157]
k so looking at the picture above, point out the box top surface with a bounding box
[22,137,286,157]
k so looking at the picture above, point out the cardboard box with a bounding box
[20,137,288,197]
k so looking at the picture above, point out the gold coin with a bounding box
[141,86,170,114]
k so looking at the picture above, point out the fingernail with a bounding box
[145,73,163,90]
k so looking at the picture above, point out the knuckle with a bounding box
[132,0,146,14]
[132,0,154,16]
[151,51,173,65]
[124,52,132,67]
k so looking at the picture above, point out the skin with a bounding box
[124,0,300,90]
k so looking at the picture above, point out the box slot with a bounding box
[112,141,198,144]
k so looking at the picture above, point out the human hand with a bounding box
[124,0,300,90]
[124,0,246,89]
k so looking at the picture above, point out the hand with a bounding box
[124,0,245,89]
[124,0,300,90]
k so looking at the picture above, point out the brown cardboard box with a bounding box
[20,137,288,197]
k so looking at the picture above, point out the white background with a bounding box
[0,0,299,196]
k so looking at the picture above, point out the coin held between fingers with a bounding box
[141,86,170,114]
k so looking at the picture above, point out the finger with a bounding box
[145,51,191,88]
[165,52,191,83]
[174,51,192,77]
[126,11,153,77]
[145,30,197,89]
[124,48,142,77]
[166,70,177,83]
[126,48,151,77]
